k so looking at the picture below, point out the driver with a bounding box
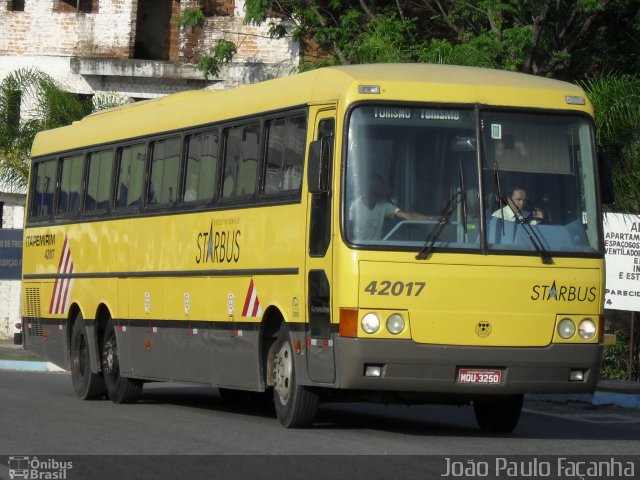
[492,186,544,225]
[349,173,427,240]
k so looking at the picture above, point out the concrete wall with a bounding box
[0,194,25,340]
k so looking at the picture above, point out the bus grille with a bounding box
[25,288,41,318]
[28,319,43,337]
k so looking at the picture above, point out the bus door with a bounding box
[305,109,336,384]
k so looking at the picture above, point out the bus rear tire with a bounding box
[473,394,523,433]
[271,330,319,428]
[101,318,142,404]
[70,313,105,400]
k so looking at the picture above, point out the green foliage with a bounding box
[242,0,640,79]
[601,333,631,380]
[0,68,127,191]
[582,74,640,213]
[197,39,238,79]
[174,6,205,31]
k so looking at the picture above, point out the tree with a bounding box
[0,68,124,192]
[582,74,640,213]
[242,0,640,80]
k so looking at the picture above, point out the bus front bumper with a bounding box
[333,337,603,396]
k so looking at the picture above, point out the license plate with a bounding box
[458,368,502,385]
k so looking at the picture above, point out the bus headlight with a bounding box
[558,318,576,339]
[578,318,596,340]
[361,313,380,334]
[386,314,405,335]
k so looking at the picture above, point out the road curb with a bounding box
[527,391,640,409]
[0,359,65,372]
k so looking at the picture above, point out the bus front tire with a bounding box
[271,330,319,428]
[70,314,105,400]
[101,318,142,404]
[473,394,523,433]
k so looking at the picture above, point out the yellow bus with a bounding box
[21,64,609,432]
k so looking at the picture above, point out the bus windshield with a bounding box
[344,105,600,256]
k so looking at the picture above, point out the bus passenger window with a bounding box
[30,159,56,219]
[222,124,259,199]
[184,130,219,203]
[264,114,306,195]
[57,154,83,216]
[85,150,113,213]
[115,144,146,209]
[149,137,180,206]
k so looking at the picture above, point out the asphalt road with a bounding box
[1,370,639,479]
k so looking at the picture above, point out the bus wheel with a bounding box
[70,313,105,400]
[101,318,142,404]
[473,394,523,433]
[271,330,319,428]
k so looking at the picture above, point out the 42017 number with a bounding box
[364,280,426,297]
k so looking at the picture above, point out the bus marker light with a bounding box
[565,95,586,105]
[339,308,358,337]
[358,85,380,94]
[365,364,383,377]
[293,339,301,354]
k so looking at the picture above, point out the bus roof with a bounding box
[31,63,591,157]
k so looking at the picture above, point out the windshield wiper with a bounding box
[416,158,468,261]
[416,189,462,260]
[509,199,554,264]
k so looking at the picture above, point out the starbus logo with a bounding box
[8,456,73,480]
[530,281,597,302]
[195,219,242,265]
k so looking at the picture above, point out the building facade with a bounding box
[0,0,299,339]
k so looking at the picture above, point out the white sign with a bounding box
[604,213,640,311]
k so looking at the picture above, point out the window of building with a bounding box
[8,1,25,12]
[184,130,219,203]
[264,114,306,195]
[57,155,84,216]
[53,0,98,14]
[149,138,181,206]
[201,0,234,16]
[30,160,57,219]
[115,144,146,209]
[222,124,259,199]
[85,150,113,212]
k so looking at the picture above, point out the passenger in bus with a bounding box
[492,186,544,225]
[184,173,198,202]
[349,173,428,240]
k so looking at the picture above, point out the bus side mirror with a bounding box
[598,150,615,205]
[307,136,332,194]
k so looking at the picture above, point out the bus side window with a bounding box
[30,159,56,219]
[264,114,306,195]
[222,123,259,199]
[57,154,83,216]
[149,137,180,206]
[184,130,219,203]
[115,144,146,209]
[85,150,114,213]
